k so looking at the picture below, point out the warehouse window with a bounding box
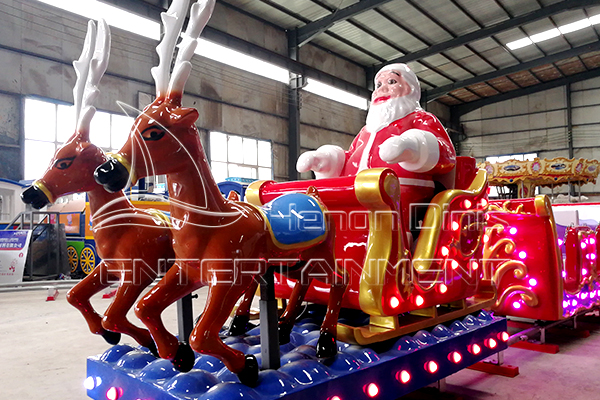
[485,152,538,198]
[209,131,272,183]
[24,98,133,180]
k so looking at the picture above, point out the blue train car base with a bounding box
[86,309,507,400]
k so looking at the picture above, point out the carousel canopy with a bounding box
[479,157,600,188]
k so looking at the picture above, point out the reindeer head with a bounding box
[22,20,111,209]
[95,0,214,192]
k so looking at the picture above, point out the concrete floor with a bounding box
[1,288,599,400]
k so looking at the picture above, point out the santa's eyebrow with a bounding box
[390,71,401,77]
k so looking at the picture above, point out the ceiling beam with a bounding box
[426,40,600,100]
[378,0,597,67]
[453,67,600,117]
[296,0,394,46]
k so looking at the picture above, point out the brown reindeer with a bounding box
[94,0,347,385]
[21,19,174,353]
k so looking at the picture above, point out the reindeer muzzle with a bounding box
[94,157,131,193]
[21,184,51,209]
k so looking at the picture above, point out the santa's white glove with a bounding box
[379,129,440,173]
[296,145,345,179]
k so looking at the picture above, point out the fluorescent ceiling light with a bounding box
[559,19,591,34]
[506,37,533,50]
[506,14,600,51]
[36,0,366,107]
[530,28,560,43]
[37,0,160,39]
[304,79,368,110]
[195,39,289,84]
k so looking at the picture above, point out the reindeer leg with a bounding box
[316,281,346,358]
[228,279,258,336]
[102,269,156,354]
[66,261,117,343]
[278,277,311,344]
[190,280,259,386]
[135,261,203,371]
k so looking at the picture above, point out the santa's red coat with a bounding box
[341,109,456,230]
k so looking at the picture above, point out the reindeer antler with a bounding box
[151,0,215,100]
[168,0,215,97]
[73,19,111,136]
[151,0,190,99]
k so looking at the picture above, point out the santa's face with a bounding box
[371,70,412,105]
[365,70,419,133]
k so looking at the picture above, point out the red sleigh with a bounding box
[483,196,600,321]
[245,156,492,344]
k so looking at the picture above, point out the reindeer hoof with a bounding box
[278,323,293,345]
[172,343,195,372]
[316,331,337,358]
[228,315,250,336]
[237,355,259,386]
[102,330,121,345]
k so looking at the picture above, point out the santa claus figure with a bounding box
[297,63,456,235]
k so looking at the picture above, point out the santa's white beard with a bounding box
[365,96,420,133]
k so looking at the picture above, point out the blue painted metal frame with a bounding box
[86,311,507,400]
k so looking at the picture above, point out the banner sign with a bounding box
[0,230,32,284]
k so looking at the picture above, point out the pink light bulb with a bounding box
[518,251,527,259]
[563,300,569,308]
[528,278,537,287]
[581,242,587,249]
[583,268,588,275]
[509,227,517,235]
[572,299,578,307]
[591,238,596,245]
[513,301,521,309]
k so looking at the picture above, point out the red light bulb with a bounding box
[365,383,379,397]
[425,360,438,373]
[396,370,411,383]
[106,387,122,400]
[448,351,462,363]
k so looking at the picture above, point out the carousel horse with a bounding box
[21,19,174,353]
[94,0,347,385]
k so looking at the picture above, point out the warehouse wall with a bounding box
[0,0,367,183]
[459,75,600,197]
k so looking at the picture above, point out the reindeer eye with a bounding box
[141,125,166,141]
[54,156,76,170]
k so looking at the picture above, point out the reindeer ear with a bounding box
[175,107,199,126]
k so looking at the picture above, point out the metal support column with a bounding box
[287,30,303,181]
[177,294,194,342]
[260,268,280,370]
[567,84,575,197]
